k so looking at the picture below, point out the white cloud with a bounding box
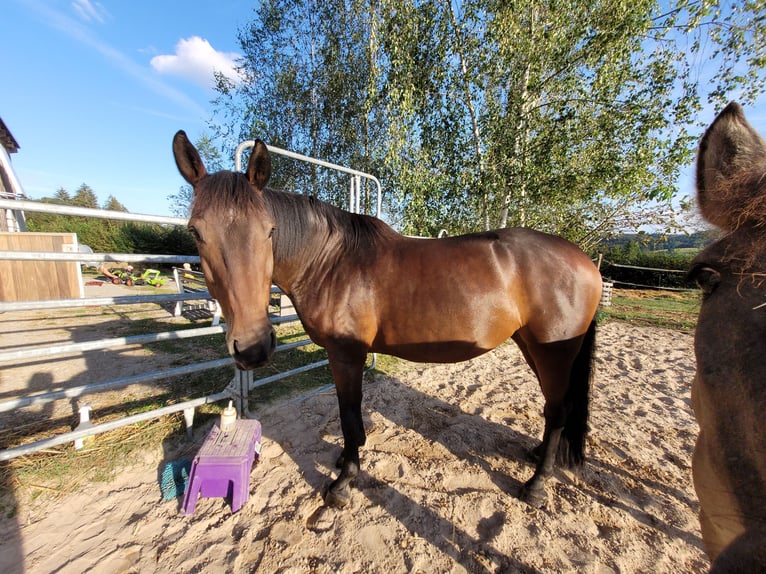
[71,0,107,24]
[25,0,207,117]
[151,37,242,90]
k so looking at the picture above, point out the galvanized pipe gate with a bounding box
[0,144,381,462]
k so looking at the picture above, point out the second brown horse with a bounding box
[689,102,766,571]
[173,131,602,508]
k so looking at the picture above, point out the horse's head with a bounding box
[173,131,276,369]
[692,102,766,292]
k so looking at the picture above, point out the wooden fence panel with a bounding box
[0,232,82,301]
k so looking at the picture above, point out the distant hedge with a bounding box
[26,212,197,262]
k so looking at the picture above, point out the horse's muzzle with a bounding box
[230,327,277,370]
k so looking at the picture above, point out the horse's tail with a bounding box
[561,319,596,467]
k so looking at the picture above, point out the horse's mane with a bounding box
[704,169,766,275]
[263,187,394,261]
[191,171,265,214]
[191,170,394,261]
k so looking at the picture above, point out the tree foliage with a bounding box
[211,0,766,248]
[212,0,386,212]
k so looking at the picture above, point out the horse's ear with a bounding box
[173,130,207,187]
[696,102,766,230]
[247,140,271,191]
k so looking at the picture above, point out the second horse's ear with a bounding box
[173,130,207,186]
[247,140,271,191]
[696,102,766,230]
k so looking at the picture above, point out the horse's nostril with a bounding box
[229,331,275,369]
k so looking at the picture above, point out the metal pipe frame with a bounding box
[234,140,383,218]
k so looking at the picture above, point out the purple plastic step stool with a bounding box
[181,418,262,515]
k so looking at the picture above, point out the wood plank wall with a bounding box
[0,233,82,301]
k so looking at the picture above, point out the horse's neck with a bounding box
[267,190,395,298]
[269,196,336,295]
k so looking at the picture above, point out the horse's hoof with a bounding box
[324,486,350,508]
[519,482,547,508]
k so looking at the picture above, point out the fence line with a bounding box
[0,292,209,313]
[600,259,696,291]
[0,201,324,460]
[603,260,688,274]
[0,197,186,225]
[0,392,231,461]
[607,280,694,292]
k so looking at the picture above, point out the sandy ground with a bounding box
[0,312,710,573]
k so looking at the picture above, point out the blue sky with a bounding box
[2,0,765,221]
[2,0,254,216]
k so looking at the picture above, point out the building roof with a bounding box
[0,117,20,153]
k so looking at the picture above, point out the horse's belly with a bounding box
[372,310,516,363]
[375,339,494,364]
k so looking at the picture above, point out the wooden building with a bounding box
[0,117,83,301]
[0,116,25,232]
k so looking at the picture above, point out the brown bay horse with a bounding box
[173,131,602,508]
[689,102,766,571]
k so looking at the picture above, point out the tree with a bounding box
[212,0,386,213]
[103,195,128,212]
[378,0,765,243]
[71,184,99,209]
[52,187,70,203]
[214,0,766,246]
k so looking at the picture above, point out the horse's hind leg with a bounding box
[519,398,567,507]
[515,335,585,507]
[512,333,544,461]
[324,345,367,508]
[513,334,569,465]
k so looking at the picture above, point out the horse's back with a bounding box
[367,227,601,361]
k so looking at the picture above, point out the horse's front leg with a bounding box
[324,345,367,508]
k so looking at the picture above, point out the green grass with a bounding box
[600,288,701,332]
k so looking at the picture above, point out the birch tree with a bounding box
[214,0,766,245]
[213,0,385,211]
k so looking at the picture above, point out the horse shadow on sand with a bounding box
[255,365,704,571]
[255,369,546,573]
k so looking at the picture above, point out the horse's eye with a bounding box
[690,265,721,297]
[188,226,202,242]
[269,227,276,239]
